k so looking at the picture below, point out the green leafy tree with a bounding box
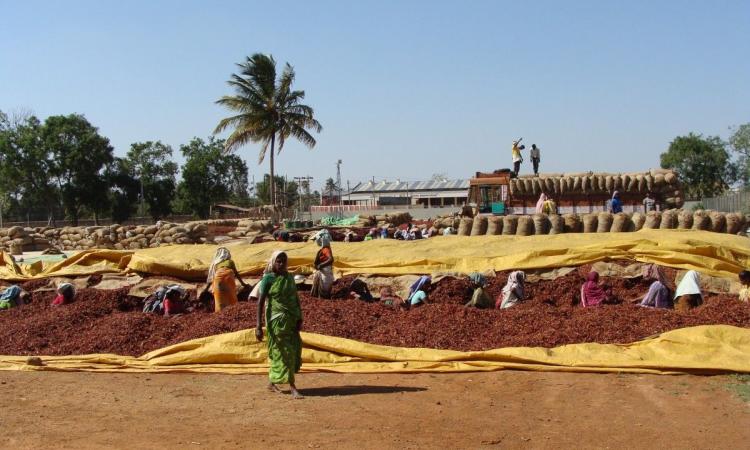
[42,114,114,225]
[255,175,299,208]
[729,123,750,186]
[660,133,736,199]
[106,157,140,223]
[0,110,60,224]
[174,137,249,218]
[214,53,322,208]
[125,141,178,220]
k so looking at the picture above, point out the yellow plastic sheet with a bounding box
[1,229,748,281]
[1,325,748,375]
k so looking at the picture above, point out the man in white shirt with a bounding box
[530,144,541,175]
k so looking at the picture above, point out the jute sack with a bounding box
[631,212,646,231]
[677,210,693,229]
[659,210,677,229]
[486,216,503,235]
[532,214,549,235]
[643,211,661,229]
[605,175,614,192]
[709,211,726,233]
[470,215,488,236]
[516,216,534,236]
[725,212,744,234]
[597,212,613,233]
[563,213,582,233]
[549,215,564,234]
[610,213,632,232]
[582,213,598,233]
[458,218,473,236]
[502,215,518,235]
[692,210,710,231]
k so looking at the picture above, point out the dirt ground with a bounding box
[1,371,747,449]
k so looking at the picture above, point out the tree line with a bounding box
[660,124,750,200]
[0,110,319,225]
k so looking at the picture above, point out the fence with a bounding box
[702,189,750,213]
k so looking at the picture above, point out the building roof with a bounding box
[350,179,469,194]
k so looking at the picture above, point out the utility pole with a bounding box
[293,175,313,219]
[336,160,343,205]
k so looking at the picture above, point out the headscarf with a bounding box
[266,250,287,275]
[642,264,667,285]
[582,271,607,307]
[612,191,620,200]
[498,271,525,308]
[408,275,431,299]
[674,270,702,298]
[164,284,186,298]
[536,193,548,214]
[312,229,332,247]
[206,247,231,284]
[469,272,486,288]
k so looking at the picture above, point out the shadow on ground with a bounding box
[301,385,427,397]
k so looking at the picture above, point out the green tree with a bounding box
[729,123,750,186]
[214,53,322,209]
[174,137,249,218]
[0,110,60,224]
[125,141,178,220]
[106,157,140,223]
[255,175,299,208]
[42,114,113,225]
[660,133,736,199]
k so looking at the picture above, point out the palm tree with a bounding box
[214,53,322,210]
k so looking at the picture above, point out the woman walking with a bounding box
[256,251,304,399]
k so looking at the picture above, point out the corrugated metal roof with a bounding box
[351,179,469,193]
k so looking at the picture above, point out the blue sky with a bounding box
[2,0,749,192]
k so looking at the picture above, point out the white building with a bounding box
[342,179,469,208]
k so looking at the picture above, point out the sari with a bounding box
[259,258,303,384]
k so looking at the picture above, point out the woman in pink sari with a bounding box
[580,271,612,307]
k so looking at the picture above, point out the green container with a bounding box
[491,202,506,215]
[283,220,292,229]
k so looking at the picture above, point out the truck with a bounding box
[468,169,683,215]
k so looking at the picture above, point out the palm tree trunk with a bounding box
[269,133,276,209]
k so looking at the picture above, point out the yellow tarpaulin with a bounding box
[1,325,748,375]
[1,229,748,281]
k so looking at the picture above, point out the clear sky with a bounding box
[2,0,749,192]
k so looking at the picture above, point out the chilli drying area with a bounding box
[1,265,748,357]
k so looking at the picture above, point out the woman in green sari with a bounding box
[256,251,304,399]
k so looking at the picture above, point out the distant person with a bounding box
[511,138,525,176]
[380,226,389,239]
[0,285,27,310]
[535,193,548,214]
[407,275,432,307]
[580,271,613,307]
[609,191,623,214]
[348,278,374,302]
[643,192,657,212]
[496,271,526,308]
[311,230,334,298]
[639,265,673,309]
[674,270,703,312]
[738,270,750,303]
[202,247,250,312]
[530,144,541,175]
[51,282,76,306]
[465,272,492,308]
[364,228,377,241]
